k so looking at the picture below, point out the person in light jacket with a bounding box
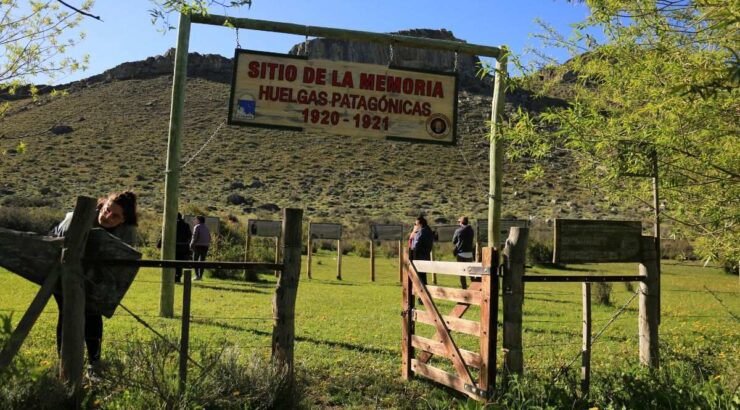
[190,215,211,280]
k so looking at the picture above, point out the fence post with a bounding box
[639,235,660,368]
[306,234,312,279]
[502,227,528,380]
[401,247,413,380]
[59,196,97,399]
[581,282,592,394]
[178,268,193,395]
[336,239,342,280]
[272,208,303,376]
[479,247,498,397]
[398,240,403,283]
[370,240,375,282]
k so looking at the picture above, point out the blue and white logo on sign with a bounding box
[236,94,256,119]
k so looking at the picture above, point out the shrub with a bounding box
[0,207,64,234]
[96,335,303,409]
[353,241,371,258]
[527,239,554,265]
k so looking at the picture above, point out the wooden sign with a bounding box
[476,219,530,245]
[248,219,282,238]
[370,224,403,241]
[309,223,342,240]
[0,227,141,318]
[553,219,642,264]
[433,225,459,242]
[229,49,458,144]
[184,215,220,238]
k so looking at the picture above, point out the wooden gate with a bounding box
[401,248,498,401]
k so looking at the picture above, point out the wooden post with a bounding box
[398,240,403,283]
[274,237,280,277]
[336,239,342,280]
[488,48,508,250]
[502,226,527,379]
[581,282,592,395]
[160,12,191,318]
[178,268,193,395]
[430,250,437,285]
[401,247,413,380]
[306,235,312,279]
[479,247,498,397]
[60,196,98,397]
[272,208,303,376]
[370,240,376,282]
[244,231,251,279]
[639,236,660,368]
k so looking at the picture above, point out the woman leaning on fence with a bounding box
[50,191,138,379]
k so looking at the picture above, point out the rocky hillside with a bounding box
[0,29,642,236]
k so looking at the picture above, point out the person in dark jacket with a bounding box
[51,191,138,379]
[410,216,434,286]
[452,216,476,289]
[175,213,192,283]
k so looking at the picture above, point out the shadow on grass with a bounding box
[190,317,395,356]
[193,283,268,294]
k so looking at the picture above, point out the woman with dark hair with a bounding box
[51,191,138,379]
[410,216,434,287]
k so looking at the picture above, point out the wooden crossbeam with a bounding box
[425,285,482,305]
[411,335,482,368]
[412,260,486,277]
[414,308,480,336]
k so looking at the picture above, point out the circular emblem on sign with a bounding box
[426,114,451,140]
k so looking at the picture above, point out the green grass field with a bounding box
[1,253,738,408]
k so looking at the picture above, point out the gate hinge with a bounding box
[464,383,489,398]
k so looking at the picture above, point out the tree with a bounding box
[502,1,739,270]
[0,0,95,113]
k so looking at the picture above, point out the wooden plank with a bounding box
[411,360,484,401]
[248,219,282,238]
[425,285,482,305]
[0,268,60,370]
[370,224,403,241]
[401,252,413,380]
[411,335,482,368]
[229,50,458,144]
[553,219,642,263]
[408,263,475,387]
[309,222,342,240]
[411,260,485,277]
[0,227,64,285]
[414,310,480,336]
[479,247,497,395]
[418,281,480,364]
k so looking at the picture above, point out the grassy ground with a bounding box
[1,253,738,408]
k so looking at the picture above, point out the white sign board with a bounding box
[229,49,458,144]
[248,219,282,238]
[370,224,404,241]
[309,223,342,240]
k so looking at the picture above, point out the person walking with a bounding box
[51,191,138,380]
[452,216,475,289]
[190,215,211,280]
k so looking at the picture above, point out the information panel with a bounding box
[248,219,282,238]
[309,223,343,240]
[229,49,458,144]
[433,225,459,242]
[370,224,404,241]
[553,219,642,263]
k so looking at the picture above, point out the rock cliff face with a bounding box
[1,29,490,99]
[289,29,490,92]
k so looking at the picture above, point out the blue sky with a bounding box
[40,0,591,85]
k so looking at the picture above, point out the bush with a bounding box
[96,335,303,409]
[0,207,64,234]
[527,239,554,265]
[593,282,613,306]
[353,241,370,258]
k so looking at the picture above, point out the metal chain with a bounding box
[389,43,394,66]
[303,34,310,57]
[235,28,241,49]
[454,51,459,72]
[181,120,226,171]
